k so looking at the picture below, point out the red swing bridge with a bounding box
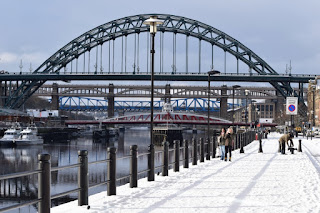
[64,112,277,127]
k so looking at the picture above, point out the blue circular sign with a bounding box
[288,104,296,112]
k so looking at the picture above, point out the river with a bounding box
[0,127,205,212]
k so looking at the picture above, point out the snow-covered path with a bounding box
[52,133,320,213]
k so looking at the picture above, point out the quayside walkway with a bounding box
[52,133,320,213]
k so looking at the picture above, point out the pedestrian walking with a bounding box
[219,128,226,160]
[225,127,235,161]
[278,132,294,154]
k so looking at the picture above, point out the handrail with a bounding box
[0,169,41,181]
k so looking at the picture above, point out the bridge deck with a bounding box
[52,133,320,213]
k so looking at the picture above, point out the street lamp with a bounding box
[207,69,220,159]
[207,70,221,139]
[311,85,316,127]
[232,85,241,126]
[245,89,250,130]
[143,16,163,181]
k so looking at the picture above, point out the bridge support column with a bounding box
[164,84,171,103]
[0,81,3,107]
[274,92,285,125]
[107,83,115,118]
[51,83,59,110]
[220,85,228,119]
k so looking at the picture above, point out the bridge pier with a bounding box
[51,83,59,110]
[219,85,228,119]
[164,84,171,103]
[108,83,115,118]
[0,81,3,107]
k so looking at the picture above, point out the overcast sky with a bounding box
[0,0,319,78]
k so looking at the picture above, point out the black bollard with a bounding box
[162,141,169,176]
[240,133,245,153]
[183,139,189,168]
[130,145,138,188]
[211,136,216,158]
[174,140,180,172]
[38,154,51,213]
[206,138,210,160]
[298,139,302,152]
[258,139,263,153]
[147,144,155,181]
[107,147,117,196]
[200,138,204,163]
[78,150,88,206]
[192,138,198,165]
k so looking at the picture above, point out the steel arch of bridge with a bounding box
[6,13,299,112]
[59,96,239,112]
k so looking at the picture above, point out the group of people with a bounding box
[218,127,235,161]
[218,127,295,159]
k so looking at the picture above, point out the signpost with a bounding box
[286,97,298,132]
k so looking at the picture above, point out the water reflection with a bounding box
[0,128,204,212]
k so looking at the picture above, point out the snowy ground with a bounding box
[52,133,320,213]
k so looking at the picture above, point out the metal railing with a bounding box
[0,131,259,212]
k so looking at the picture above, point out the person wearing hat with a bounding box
[278,133,294,154]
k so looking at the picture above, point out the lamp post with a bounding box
[245,89,250,130]
[312,85,316,127]
[207,70,220,140]
[143,16,163,181]
[232,85,241,127]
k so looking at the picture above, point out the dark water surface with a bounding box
[0,128,203,212]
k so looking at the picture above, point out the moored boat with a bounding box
[14,125,43,145]
[0,123,22,146]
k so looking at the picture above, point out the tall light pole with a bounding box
[311,85,316,127]
[143,16,163,181]
[207,70,220,139]
[245,89,250,130]
[232,85,241,126]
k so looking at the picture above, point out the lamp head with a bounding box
[143,16,164,33]
[207,70,221,75]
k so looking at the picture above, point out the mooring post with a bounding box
[147,144,155,181]
[162,141,169,176]
[240,133,245,153]
[78,150,88,206]
[206,138,210,160]
[183,139,189,168]
[211,136,216,158]
[38,154,51,213]
[107,147,117,196]
[200,138,204,162]
[258,139,263,153]
[174,140,180,172]
[298,139,302,152]
[130,145,138,188]
[192,138,198,165]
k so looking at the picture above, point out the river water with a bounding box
[0,127,205,212]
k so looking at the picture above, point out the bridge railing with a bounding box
[0,131,259,212]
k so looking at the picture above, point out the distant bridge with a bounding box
[65,111,277,127]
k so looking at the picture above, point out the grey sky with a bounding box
[0,0,319,77]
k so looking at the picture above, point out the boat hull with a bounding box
[14,139,43,145]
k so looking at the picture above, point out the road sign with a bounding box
[286,97,298,115]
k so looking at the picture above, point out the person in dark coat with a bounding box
[279,132,294,154]
[225,127,235,161]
